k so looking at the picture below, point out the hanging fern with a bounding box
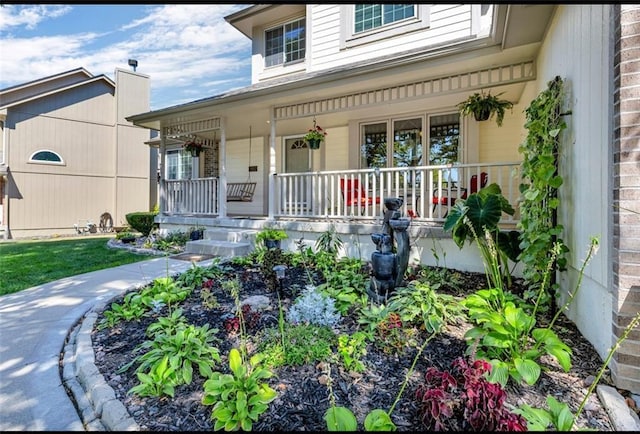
[517,76,570,307]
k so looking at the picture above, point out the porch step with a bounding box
[185,239,251,257]
[203,228,259,243]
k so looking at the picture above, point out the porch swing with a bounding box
[226,126,257,202]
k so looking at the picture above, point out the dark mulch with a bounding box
[91,263,616,431]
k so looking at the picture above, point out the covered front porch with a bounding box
[162,161,521,225]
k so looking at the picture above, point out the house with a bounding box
[126,4,640,395]
[0,67,157,239]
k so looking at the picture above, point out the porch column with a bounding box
[218,117,227,218]
[159,132,166,214]
[267,114,276,221]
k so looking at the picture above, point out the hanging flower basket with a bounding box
[183,140,204,157]
[303,120,327,150]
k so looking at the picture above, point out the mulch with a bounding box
[91,263,617,431]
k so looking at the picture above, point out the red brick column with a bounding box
[612,4,640,394]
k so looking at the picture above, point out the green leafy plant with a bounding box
[258,323,336,368]
[515,310,640,431]
[128,355,177,398]
[317,257,369,315]
[255,228,288,245]
[444,183,520,289]
[387,281,464,333]
[315,224,343,256]
[126,322,220,382]
[97,291,147,329]
[518,75,569,308]
[457,90,514,126]
[201,348,277,431]
[463,237,599,387]
[337,331,369,373]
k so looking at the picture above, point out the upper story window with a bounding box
[265,18,306,67]
[29,150,64,165]
[341,4,430,49]
[354,4,415,33]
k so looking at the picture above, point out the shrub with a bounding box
[125,211,158,236]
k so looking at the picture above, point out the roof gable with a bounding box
[0,67,115,109]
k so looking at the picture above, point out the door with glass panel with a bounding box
[283,138,311,213]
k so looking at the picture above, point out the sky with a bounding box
[0,4,253,110]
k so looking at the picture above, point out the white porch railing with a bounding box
[274,162,522,224]
[165,177,218,215]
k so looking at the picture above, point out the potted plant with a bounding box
[189,225,205,241]
[183,140,204,157]
[303,121,327,150]
[255,228,288,249]
[456,90,514,126]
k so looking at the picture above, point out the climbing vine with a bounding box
[517,76,570,307]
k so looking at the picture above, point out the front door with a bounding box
[283,138,311,213]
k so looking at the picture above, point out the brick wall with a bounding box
[611,4,640,394]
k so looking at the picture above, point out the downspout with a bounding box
[1,117,8,240]
[159,130,166,215]
[219,117,227,218]
[267,112,276,221]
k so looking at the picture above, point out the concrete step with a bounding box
[185,239,251,257]
[203,228,258,242]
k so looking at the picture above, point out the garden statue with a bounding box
[368,197,411,303]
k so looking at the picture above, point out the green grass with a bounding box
[0,236,153,296]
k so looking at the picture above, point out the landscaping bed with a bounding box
[91,256,616,431]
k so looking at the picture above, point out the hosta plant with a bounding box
[202,348,277,431]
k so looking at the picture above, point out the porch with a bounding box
[162,161,521,225]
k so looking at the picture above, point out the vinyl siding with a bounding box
[309,5,474,72]
[535,4,612,359]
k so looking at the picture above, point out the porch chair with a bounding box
[432,171,488,213]
[340,178,381,214]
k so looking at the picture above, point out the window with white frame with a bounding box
[360,116,424,170]
[354,4,415,33]
[166,149,194,180]
[29,150,64,165]
[341,4,429,48]
[265,18,306,67]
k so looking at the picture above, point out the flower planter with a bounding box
[264,239,281,249]
[306,138,322,150]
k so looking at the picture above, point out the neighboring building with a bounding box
[127,4,640,394]
[0,67,157,239]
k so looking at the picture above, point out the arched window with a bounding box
[29,150,64,165]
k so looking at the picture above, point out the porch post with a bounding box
[267,113,276,221]
[159,131,166,214]
[218,117,227,218]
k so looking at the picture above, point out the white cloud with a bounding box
[0,5,72,31]
[0,4,252,109]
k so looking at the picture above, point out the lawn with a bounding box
[0,236,153,296]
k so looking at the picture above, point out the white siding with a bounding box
[535,5,612,358]
[225,136,264,215]
[309,5,474,72]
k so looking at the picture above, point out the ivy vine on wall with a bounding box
[517,76,570,307]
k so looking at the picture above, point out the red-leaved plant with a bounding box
[415,357,527,431]
[223,304,261,334]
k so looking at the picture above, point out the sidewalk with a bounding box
[0,256,199,431]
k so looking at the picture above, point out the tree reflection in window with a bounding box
[429,114,460,183]
[361,122,387,169]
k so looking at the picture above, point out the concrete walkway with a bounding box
[0,257,198,431]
